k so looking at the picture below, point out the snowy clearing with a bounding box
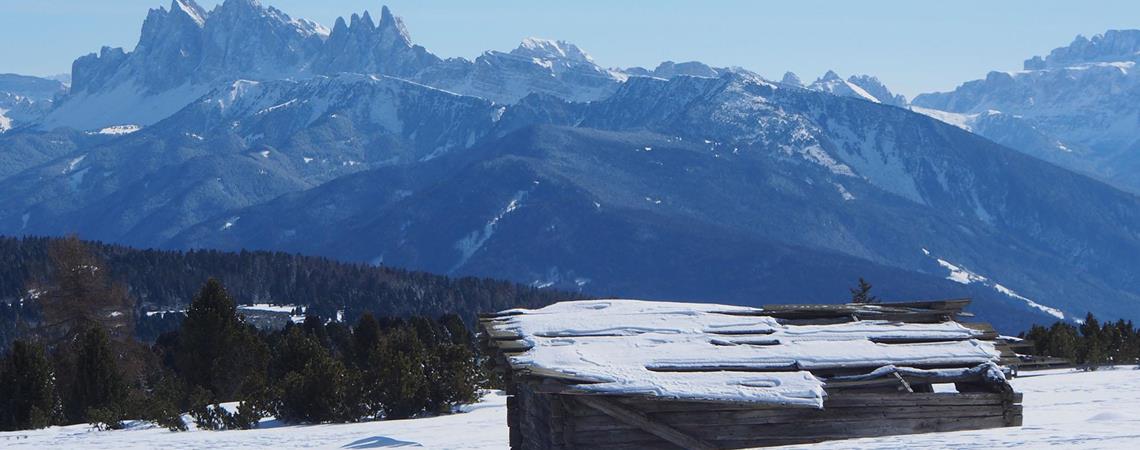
[0,393,508,450]
[89,124,142,135]
[777,366,1140,449]
[2,369,1138,448]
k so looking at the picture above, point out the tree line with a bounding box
[0,235,580,349]
[1019,313,1140,369]
[0,237,493,431]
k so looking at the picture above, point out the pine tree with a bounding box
[425,343,480,413]
[1079,312,1107,369]
[849,278,878,304]
[371,326,429,419]
[0,340,57,431]
[1046,322,1080,360]
[275,328,353,423]
[177,279,267,401]
[352,313,381,369]
[62,326,127,425]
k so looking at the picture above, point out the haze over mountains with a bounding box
[2,0,1140,331]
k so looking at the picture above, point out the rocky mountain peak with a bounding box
[780,71,804,87]
[819,70,843,82]
[1025,29,1140,69]
[170,0,208,27]
[652,61,720,78]
[511,38,594,64]
[378,5,413,47]
[847,74,907,106]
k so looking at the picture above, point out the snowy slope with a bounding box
[2,369,1138,448]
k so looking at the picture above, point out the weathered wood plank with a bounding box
[569,428,684,446]
[961,322,1000,340]
[700,415,1010,446]
[570,404,1008,430]
[823,370,987,389]
[574,395,717,450]
[583,391,1011,415]
[824,391,1007,407]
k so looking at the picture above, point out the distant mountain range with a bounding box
[911,30,1140,194]
[2,0,1139,331]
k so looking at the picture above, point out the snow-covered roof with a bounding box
[483,299,1002,408]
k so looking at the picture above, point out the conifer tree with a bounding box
[0,341,57,431]
[62,326,127,425]
[425,343,480,413]
[352,313,381,369]
[371,327,428,419]
[35,236,133,343]
[277,349,352,423]
[849,278,878,304]
[1079,313,1107,369]
[177,279,267,401]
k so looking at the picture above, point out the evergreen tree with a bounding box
[849,278,878,304]
[61,326,127,425]
[0,341,57,431]
[1045,322,1080,360]
[177,279,267,401]
[1079,313,1107,369]
[352,313,381,369]
[274,328,354,423]
[371,327,429,419]
[425,343,480,413]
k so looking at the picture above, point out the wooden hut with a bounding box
[480,299,1022,449]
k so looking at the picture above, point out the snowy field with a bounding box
[2,368,1138,449]
[783,366,1140,450]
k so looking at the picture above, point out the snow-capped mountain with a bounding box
[5,0,1140,331]
[45,0,327,131]
[313,6,439,78]
[913,30,1140,193]
[38,0,625,131]
[799,70,907,106]
[167,73,1140,330]
[621,60,751,80]
[0,73,500,244]
[416,38,626,104]
[0,74,67,132]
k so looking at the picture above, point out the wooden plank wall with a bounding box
[548,390,1022,449]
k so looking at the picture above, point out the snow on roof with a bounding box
[488,299,1000,408]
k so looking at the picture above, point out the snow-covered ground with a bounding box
[2,369,1138,449]
[781,366,1140,449]
[0,393,508,449]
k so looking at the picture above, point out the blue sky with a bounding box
[1,0,1138,97]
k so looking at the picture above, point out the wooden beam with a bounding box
[892,371,914,393]
[575,395,718,450]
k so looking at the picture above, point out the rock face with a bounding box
[416,38,626,104]
[0,74,66,132]
[804,70,907,106]
[913,30,1140,193]
[0,73,502,246]
[313,6,440,78]
[40,1,625,130]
